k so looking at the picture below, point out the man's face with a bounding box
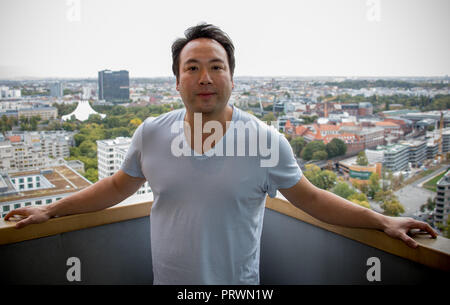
[176,38,234,115]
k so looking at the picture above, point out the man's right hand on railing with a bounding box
[4,206,51,229]
[3,170,146,229]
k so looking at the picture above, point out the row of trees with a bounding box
[58,102,183,183]
[0,115,18,132]
[304,164,405,216]
[1,115,45,132]
[330,93,450,112]
[319,79,449,90]
[290,137,347,161]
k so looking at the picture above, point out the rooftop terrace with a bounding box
[0,165,91,204]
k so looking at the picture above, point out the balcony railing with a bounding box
[1,197,449,284]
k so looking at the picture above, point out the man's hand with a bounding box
[383,216,438,248]
[4,206,51,229]
[281,176,439,249]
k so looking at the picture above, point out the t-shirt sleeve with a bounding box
[265,132,303,198]
[120,122,145,178]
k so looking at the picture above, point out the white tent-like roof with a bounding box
[62,100,106,121]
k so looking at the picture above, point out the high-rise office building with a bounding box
[98,70,130,103]
[49,82,63,98]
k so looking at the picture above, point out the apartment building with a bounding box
[426,141,439,160]
[18,106,57,120]
[96,137,152,197]
[399,140,427,167]
[373,144,410,172]
[0,165,92,218]
[435,171,450,228]
[0,131,75,172]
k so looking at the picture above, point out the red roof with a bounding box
[375,121,400,127]
[294,125,308,136]
[8,136,21,143]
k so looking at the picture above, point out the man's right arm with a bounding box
[4,170,146,229]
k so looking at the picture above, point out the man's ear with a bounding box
[176,78,179,91]
[231,79,234,90]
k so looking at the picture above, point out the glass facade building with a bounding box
[98,70,130,103]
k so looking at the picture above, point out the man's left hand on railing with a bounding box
[280,175,438,249]
[382,216,438,248]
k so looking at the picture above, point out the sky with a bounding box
[0,0,449,79]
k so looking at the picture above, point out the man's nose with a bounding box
[199,69,212,85]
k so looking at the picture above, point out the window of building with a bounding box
[3,205,10,212]
[46,199,52,204]
[25,202,32,206]
[14,203,21,209]
[28,183,33,188]
[27,177,32,182]
[35,200,42,205]
[19,178,24,183]
[19,184,24,190]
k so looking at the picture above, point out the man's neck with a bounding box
[184,104,233,154]
[184,104,233,126]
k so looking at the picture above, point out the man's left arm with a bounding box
[279,175,438,248]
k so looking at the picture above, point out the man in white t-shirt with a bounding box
[5,23,437,285]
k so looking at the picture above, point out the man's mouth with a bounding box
[197,93,216,99]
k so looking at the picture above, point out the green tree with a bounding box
[326,138,347,158]
[262,112,276,124]
[368,173,381,198]
[331,181,356,199]
[301,141,326,161]
[312,150,328,160]
[87,114,103,124]
[381,199,405,216]
[349,198,371,209]
[374,189,397,203]
[304,164,336,190]
[79,140,97,159]
[436,217,450,238]
[356,151,369,166]
[84,168,98,183]
[420,197,435,212]
[348,192,368,202]
[111,105,127,115]
[290,137,306,158]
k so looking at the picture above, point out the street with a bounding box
[368,166,448,217]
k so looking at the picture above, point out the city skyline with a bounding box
[0,0,449,79]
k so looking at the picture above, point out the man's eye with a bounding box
[188,66,198,71]
[212,66,223,70]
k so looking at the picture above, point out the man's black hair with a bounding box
[171,23,235,80]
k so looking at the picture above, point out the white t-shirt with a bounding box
[120,105,302,284]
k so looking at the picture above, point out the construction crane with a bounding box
[258,93,264,114]
[322,96,337,118]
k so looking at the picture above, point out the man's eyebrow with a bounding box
[183,58,225,65]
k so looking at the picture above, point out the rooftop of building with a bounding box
[399,140,427,147]
[0,165,92,204]
[97,137,131,146]
[437,169,450,186]
[375,121,400,127]
[375,143,409,154]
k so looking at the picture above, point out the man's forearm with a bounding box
[45,176,127,218]
[306,189,390,230]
